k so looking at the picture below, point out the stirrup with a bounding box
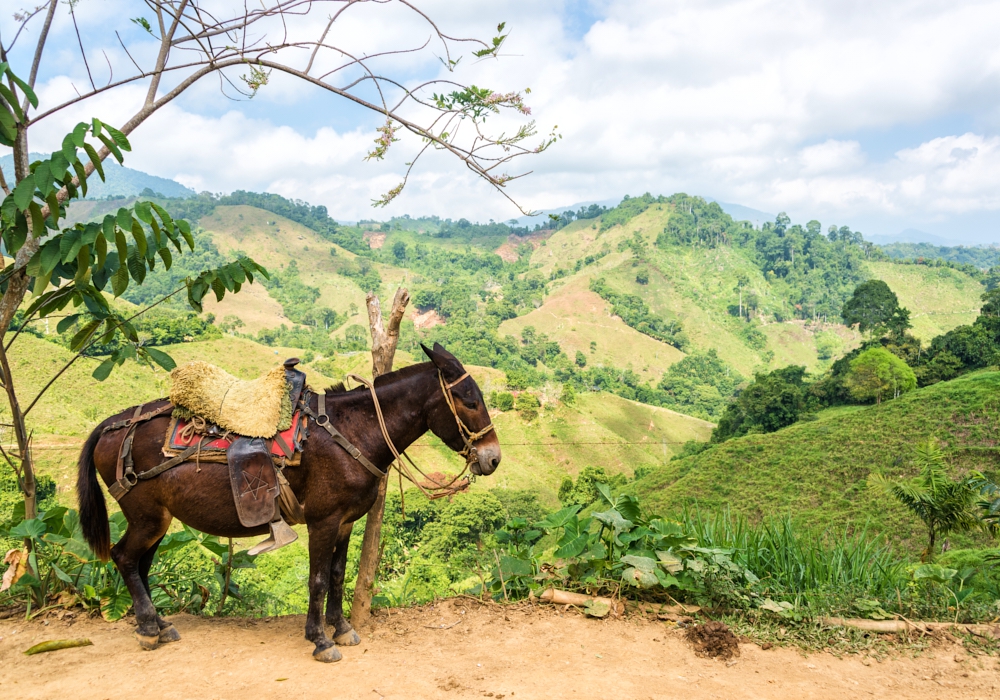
[248,518,298,555]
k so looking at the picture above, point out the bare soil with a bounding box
[1,602,998,700]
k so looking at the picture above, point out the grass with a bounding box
[631,369,1000,553]
[498,274,685,383]
[866,261,983,341]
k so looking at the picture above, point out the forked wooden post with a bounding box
[350,287,409,627]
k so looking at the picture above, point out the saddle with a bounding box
[106,358,308,555]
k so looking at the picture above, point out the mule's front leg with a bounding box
[306,516,342,662]
[325,522,360,646]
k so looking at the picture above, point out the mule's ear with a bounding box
[420,343,435,360]
[432,342,458,362]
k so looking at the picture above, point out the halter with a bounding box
[438,370,496,466]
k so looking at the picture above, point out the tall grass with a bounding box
[682,509,906,605]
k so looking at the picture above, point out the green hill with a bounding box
[630,370,1000,552]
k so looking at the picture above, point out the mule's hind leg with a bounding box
[137,536,180,644]
[325,522,360,646]
[305,515,343,662]
[112,510,170,650]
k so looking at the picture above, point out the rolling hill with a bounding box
[630,369,1000,552]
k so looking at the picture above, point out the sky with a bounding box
[4,0,1000,242]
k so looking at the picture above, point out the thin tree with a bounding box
[0,2,549,519]
[869,441,989,561]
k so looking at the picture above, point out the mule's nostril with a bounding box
[491,457,500,469]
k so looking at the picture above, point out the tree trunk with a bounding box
[350,287,409,627]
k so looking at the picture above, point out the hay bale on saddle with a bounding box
[169,361,290,438]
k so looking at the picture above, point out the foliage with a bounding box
[0,506,268,620]
[1,118,266,383]
[841,280,912,340]
[589,277,687,349]
[261,260,343,330]
[869,441,993,561]
[557,466,627,507]
[657,350,743,421]
[712,366,809,443]
[845,347,916,404]
[878,242,1000,270]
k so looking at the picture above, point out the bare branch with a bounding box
[69,0,97,91]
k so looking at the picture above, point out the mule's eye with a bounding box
[463,400,478,410]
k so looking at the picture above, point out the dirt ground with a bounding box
[1,602,998,700]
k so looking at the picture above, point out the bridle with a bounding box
[437,370,496,467]
[327,367,495,506]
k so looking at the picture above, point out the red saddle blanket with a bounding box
[164,411,305,464]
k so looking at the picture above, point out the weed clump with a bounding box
[685,621,740,660]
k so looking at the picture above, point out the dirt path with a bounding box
[1,602,997,700]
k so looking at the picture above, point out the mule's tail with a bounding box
[76,424,111,562]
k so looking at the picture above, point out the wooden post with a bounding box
[350,287,409,627]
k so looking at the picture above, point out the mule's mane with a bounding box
[322,361,436,395]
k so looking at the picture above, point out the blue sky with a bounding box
[4,0,1000,243]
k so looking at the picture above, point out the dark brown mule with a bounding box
[76,343,500,662]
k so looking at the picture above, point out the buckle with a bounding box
[315,414,330,426]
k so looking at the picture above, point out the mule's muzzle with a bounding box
[474,443,501,476]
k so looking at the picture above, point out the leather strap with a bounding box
[444,372,471,390]
[306,391,386,478]
[272,431,294,459]
[103,403,172,434]
[109,439,205,501]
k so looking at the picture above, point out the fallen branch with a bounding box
[537,588,624,615]
[820,617,1000,639]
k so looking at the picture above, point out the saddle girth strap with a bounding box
[306,390,386,479]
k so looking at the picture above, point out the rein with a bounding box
[343,369,494,503]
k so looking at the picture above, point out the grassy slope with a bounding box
[866,261,983,341]
[199,205,414,335]
[405,391,713,505]
[499,274,685,383]
[631,370,1000,550]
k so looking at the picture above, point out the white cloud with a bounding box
[7,0,1000,236]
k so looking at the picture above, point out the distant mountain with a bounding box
[707,199,775,227]
[0,153,194,200]
[867,228,969,246]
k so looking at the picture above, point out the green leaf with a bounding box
[101,122,131,151]
[655,551,684,574]
[28,202,46,238]
[111,263,129,297]
[97,133,123,163]
[554,531,590,559]
[158,246,172,270]
[131,220,148,258]
[142,346,176,371]
[210,276,226,302]
[583,599,611,618]
[0,83,23,121]
[69,319,102,352]
[32,268,53,296]
[13,174,35,211]
[56,314,81,334]
[83,142,104,181]
[9,70,38,108]
[72,158,88,197]
[100,589,132,621]
[92,357,117,381]
[133,200,152,224]
[622,566,658,588]
[126,247,146,283]
[10,518,46,539]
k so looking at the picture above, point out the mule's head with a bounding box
[422,342,501,476]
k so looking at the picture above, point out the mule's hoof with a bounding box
[313,645,343,663]
[136,632,160,651]
[334,629,361,646]
[158,625,181,644]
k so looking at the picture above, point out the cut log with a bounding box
[537,588,624,615]
[820,617,1000,639]
[350,288,409,628]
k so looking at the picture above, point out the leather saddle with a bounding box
[166,358,308,554]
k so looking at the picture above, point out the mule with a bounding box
[76,343,500,662]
